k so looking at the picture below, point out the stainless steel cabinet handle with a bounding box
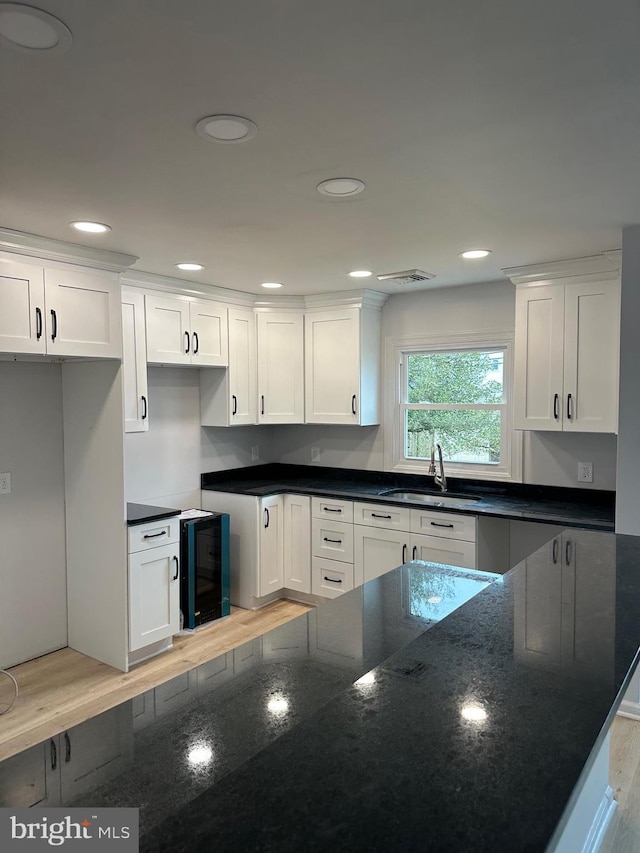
[324,576,342,584]
[323,537,342,544]
[553,393,559,420]
[430,521,454,529]
[143,530,167,539]
[172,555,179,580]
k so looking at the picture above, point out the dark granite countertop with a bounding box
[59,529,640,852]
[126,502,181,526]
[201,463,615,531]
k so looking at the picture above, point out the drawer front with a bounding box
[410,509,476,542]
[412,535,476,569]
[312,518,354,563]
[353,501,411,531]
[311,557,354,598]
[311,496,353,523]
[128,518,180,553]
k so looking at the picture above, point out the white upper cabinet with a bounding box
[257,311,304,424]
[0,258,122,359]
[514,278,620,432]
[122,289,149,432]
[145,293,228,366]
[200,307,257,426]
[304,301,382,425]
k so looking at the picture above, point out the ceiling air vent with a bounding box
[376,269,436,285]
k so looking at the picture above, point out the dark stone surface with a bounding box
[201,463,615,530]
[126,502,181,526]
[56,530,640,852]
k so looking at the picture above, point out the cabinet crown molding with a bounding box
[0,227,138,272]
[503,251,621,286]
[121,270,256,306]
[303,289,388,311]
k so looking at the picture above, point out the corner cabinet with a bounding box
[256,311,304,424]
[509,255,621,433]
[304,295,385,425]
[0,256,122,359]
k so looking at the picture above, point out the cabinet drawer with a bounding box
[311,496,353,523]
[312,557,354,598]
[353,501,411,531]
[128,517,180,553]
[412,535,476,569]
[312,518,354,563]
[410,509,476,542]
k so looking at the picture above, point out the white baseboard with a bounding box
[616,699,640,721]
[584,786,617,853]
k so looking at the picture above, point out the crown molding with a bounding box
[0,227,138,272]
[503,251,621,286]
[121,269,256,307]
[304,289,388,311]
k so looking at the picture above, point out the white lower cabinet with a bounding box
[259,494,284,598]
[283,494,311,594]
[127,518,180,658]
[410,533,476,569]
[0,704,133,808]
[311,556,354,598]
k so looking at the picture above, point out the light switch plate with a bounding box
[577,462,593,483]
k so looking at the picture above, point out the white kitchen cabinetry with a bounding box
[257,311,304,424]
[513,277,620,433]
[0,257,122,359]
[127,517,180,660]
[259,494,284,597]
[304,298,383,425]
[122,289,149,432]
[0,704,133,807]
[200,307,257,426]
[311,497,354,597]
[145,293,228,367]
[283,494,311,594]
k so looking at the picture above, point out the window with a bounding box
[385,332,521,481]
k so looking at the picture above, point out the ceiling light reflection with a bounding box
[355,672,376,687]
[267,695,289,715]
[187,743,213,766]
[461,703,488,723]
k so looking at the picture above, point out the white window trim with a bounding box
[384,330,523,482]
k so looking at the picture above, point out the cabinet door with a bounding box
[0,739,61,807]
[305,309,360,424]
[513,284,565,430]
[44,267,122,359]
[128,542,180,651]
[228,308,257,425]
[411,533,476,569]
[514,536,562,670]
[259,495,283,597]
[122,290,149,432]
[563,279,620,433]
[59,704,133,802]
[145,294,191,365]
[283,493,311,593]
[0,258,46,354]
[354,525,408,586]
[190,299,228,367]
[257,312,304,423]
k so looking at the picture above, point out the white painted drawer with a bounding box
[312,556,354,598]
[312,518,354,563]
[311,496,353,523]
[128,517,180,553]
[410,509,476,542]
[411,534,476,569]
[353,501,411,531]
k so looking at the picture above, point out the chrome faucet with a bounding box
[433,443,447,493]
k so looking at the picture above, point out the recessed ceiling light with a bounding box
[70,221,111,234]
[195,115,257,144]
[176,262,204,271]
[348,270,372,278]
[317,178,366,197]
[261,282,283,289]
[0,4,72,53]
[460,249,491,259]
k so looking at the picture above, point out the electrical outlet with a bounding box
[311,447,321,462]
[577,462,593,483]
[0,472,11,495]
[251,445,260,462]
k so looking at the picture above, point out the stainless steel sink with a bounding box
[379,489,482,508]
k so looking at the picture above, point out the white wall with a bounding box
[270,281,617,488]
[0,362,67,667]
[124,367,275,508]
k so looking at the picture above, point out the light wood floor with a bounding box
[0,599,311,763]
[601,715,640,852]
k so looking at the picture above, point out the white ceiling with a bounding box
[1,0,639,296]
